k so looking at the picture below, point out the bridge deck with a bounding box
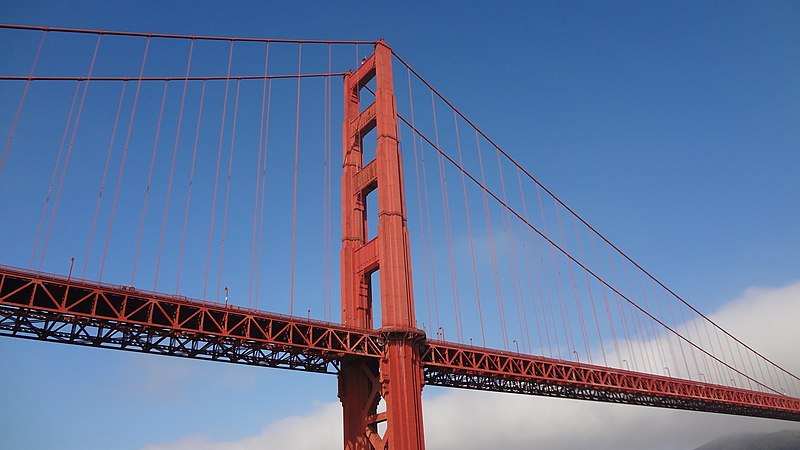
[1,265,798,421]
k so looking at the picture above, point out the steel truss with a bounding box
[0,306,343,373]
[1,265,799,422]
[421,342,800,421]
[0,266,381,374]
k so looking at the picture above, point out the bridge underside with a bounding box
[0,306,341,374]
[423,369,800,422]
[1,265,799,423]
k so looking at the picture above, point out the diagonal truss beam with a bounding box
[0,306,339,372]
[0,265,381,373]
[421,341,800,422]
[1,265,798,422]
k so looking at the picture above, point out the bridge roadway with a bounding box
[1,265,799,422]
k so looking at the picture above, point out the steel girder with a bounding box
[0,305,341,373]
[421,341,800,421]
[1,265,799,422]
[0,266,382,372]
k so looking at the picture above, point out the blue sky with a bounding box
[1,1,799,449]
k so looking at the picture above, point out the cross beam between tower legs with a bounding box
[338,40,426,450]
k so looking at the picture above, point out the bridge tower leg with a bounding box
[339,40,426,450]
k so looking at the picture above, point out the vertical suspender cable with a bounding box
[0,31,46,178]
[529,189,558,357]
[39,35,102,272]
[605,244,637,368]
[516,170,550,355]
[515,209,539,353]
[494,146,530,353]
[454,111,486,346]
[154,39,195,291]
[571,215,605,364]
[397,50,799,385]
[475,130,509,350]
[431,93,462,343]
[637,277,668,374]
[99,37,150,282]
[675,293,702,379]
[406,69,434,334]
[83,82,127,277]
[422,127,442,331]
[325,43,334,321]
[399,111,784,392]
[255,79,273,308]
[203,40,234,300]
[686,289,712,378]
[621,262,652,372]
[536,186,570,359]
[320,43,332,320]
[131,81,169,285]
[615,251,644,370]
[553,204,588,362]
[249,42,270,308]
[30,82,80,269]
[289,43,302,315]
[176,80,206,293]
[321,48,330,320]
[589,229,619,366]
[663,286,691,377]
[405,87,444,332]
[217,79,242,302]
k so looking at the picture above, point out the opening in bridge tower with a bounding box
[339,40,426,450]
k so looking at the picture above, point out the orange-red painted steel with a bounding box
[339,40,425,450]
[422,340,800,421]
[0,265,381,371]
[1,35,800,450]
[1,265,799,423]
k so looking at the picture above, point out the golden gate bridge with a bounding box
[0,24,798,449]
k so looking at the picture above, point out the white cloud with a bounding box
[141,402,342,450]
[123,357,259,404]
[587,281,800,393]
[141,281,800,450]
[423,389,800,450]
[707,281,800,375]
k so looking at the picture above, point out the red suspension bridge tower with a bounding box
[1,24,800,450]
[339,40,426,450]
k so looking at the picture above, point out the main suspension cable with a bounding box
[0,73,347,82]
[391,50,800,384]
[0,23,378,45]
[398,111,784,395]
